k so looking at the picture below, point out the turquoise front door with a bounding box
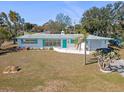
[42,39,45,47]
[62,39,67,48]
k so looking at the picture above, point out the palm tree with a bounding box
[9,10,23,43]
[0,11,25,44]
[76,27,88,65]
[82,29,88,65]
[9,10,18,35]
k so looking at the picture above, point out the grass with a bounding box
[0,46,124,91]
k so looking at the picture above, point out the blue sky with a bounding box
[0,1,115,25]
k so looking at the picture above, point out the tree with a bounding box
[42,13,72,34]
[56,13,72,31]
[0,27,9,48]
[0,11,25,44]
[42,20,61,33]
[82,29,88,65]
[74,27,88,65]
[9,10,20,38]
[81,2,124,38]
[0,16,5,27]
[66,25,75,34]
[24,22,36,32]
[81,7,106,36]
[32,25,44,32]
[75,24,82,34]
[0,12,13,35]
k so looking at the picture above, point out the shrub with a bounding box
[49,47,53,50]
[120,42,124,48]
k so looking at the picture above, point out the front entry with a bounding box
[62,39,67,48]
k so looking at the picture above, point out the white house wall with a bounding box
[67,39,73,48]
[87,39,109,51]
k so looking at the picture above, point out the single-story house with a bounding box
[16,33,112,51]
[16,33,82,49]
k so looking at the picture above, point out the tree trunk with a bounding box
[84,40,87,65]
[0,39,4,49]
[13,38,16,44]
[12,35,16,44]
[13,23,18,44]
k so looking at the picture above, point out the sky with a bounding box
[0,1,115,25]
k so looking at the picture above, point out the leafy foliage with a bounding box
[81,2,124,38]
[0,27,9,47]
[0,10,25,43]
[42,13,72,34]
[25,23,37,32]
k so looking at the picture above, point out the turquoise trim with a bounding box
[62,39,67,48]
[70,39,74,43]
[42,39,45,47]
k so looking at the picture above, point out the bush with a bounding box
[74,38,78,44]
[120,42,124,48]
[49,47,53,50]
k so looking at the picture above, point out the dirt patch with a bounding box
[32,85,43,92]
[3,66,21,74]
[32,80,74,92]
[0,87,15,92]
[43,80,68,92]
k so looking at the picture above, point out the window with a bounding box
[44,39,61,46]
[70,39,74,44]
[21,39,37,44]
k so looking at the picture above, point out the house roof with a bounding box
[87,35,113,40]
[17,33,113,40]
[17,33,83,39]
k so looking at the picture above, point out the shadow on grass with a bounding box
[85,61,97,65]
[0,46,18,56]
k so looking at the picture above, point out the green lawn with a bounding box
[0,50,124,92]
